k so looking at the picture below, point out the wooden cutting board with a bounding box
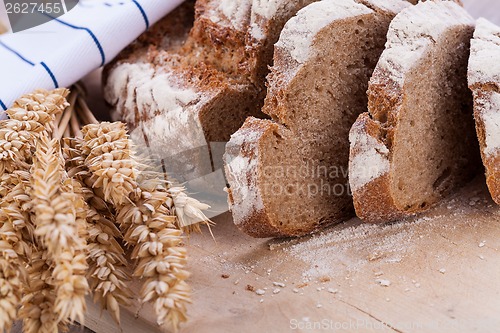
[84,176,500,333]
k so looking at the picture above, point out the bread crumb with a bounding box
[273,282,286,288]
[246,285,255,292]
[221,274,230,279]
[272,288,281,294]
[319,276,331,283]
[255,289,266,296]
[438,268,446,274]
[479,241,486,248]
[259,299,264,303]
[376,279,391,287]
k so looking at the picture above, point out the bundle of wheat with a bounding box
[0,87,211,332]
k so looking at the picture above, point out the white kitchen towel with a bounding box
[0,0,183,114]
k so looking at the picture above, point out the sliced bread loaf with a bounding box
[224,0,409,238]
[468,18,500,205]
[104,0,317,182]
[349,0,480,223]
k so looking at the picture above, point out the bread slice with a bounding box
[223,0,409,238]
[349,0,480,223]
[104,0,318,182]
[468,18,500,205]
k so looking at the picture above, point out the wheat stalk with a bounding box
[0,174,34,331]
[0,89,68,330]
[31,136,89,324]
[168,186,213,234]
[0,243,23,332]
[119,182,191,330]
[0,87,211,331]
[63,137,133,324]
[8,89,69,133]
[77,122,195,329]
[19,247,60,333]
[85,204,133,325]
[80,122,139,206]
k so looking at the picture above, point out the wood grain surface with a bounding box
[82,176,500,333]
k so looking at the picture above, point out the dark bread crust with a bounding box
[470,87,500,204]
[181,0,249,80]
[468,19,500,205]
[349,113,407,223]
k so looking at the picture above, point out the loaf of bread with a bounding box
[224,0,409,238]
[349,0,480,223]
[104,0,317,182]
[468,18,500,205]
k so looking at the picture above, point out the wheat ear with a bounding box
[31,136,89,324]
[63,137,133,324]
[78,122,191,329]
[167,186,213,234]
[19,247,59,333]
[0,89,69,173]
[0,174,34,332]
[0,243,23,332]
[0,89,68,330]
[80,122,139,206]
[118,182,191,331]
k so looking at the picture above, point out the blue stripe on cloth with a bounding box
[0,40,35,66]
[47,15,106,66]
[41,62,59,88]
[132,0,149,29]
[0,100,7,111]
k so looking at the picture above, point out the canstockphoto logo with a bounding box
[3,0,79,32]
